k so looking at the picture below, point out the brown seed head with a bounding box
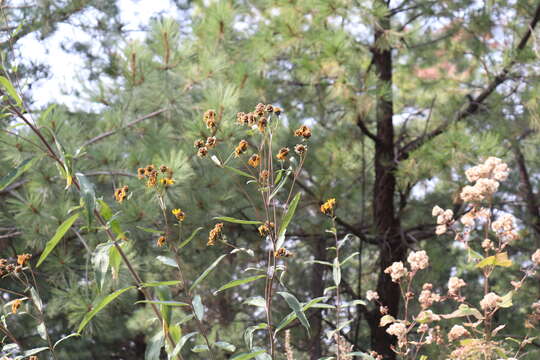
[197,147,209,158]
[206,136,217,148]
[294,144,307,155]
[257,117,267,133]
[137,167,145,179]
[276,147,290,161]
[194,139,205,148]
[234,140,249,157]
[157,236,166,247]
[294,125,311,139]
[248,154,261,167]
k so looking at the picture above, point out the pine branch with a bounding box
[398,1,540,161]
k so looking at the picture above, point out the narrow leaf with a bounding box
[37,213,80,267]
[277,292,310,334]
[224,166,256,179]
[53,333,80,350]
[215,341,236,352]
[276,192,301,249]
[77,286,134,333]
[193,295,204,320]
[333,257,341,286]
[0,158,36,191]
[156,256,178,268]
[231,350,266,360]
[170,332,198,358]
[135,300,190,307]
[189,254,227,292]
[215,275,266,294]
[179,227,203,250]
[214,217,262,225]
[0,76,22,106]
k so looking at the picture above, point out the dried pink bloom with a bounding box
[432,205,444,217]
[448,325,469,342]
[448,277,466,296]
[492,214,519,243]
[366,290,379,301]
[418,283,440,309]
[384,261,408,282]
[407,250,429,271]
[386,322,407,338]
[435,224,447,235]
[532,249,540,266]
[460,185,484,202]
[480,292,501,311]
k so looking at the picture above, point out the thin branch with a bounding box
[398,1,540,160]
[356,113,381,144]
[81,108,167,148]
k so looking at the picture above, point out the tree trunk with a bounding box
[368,2,405,358]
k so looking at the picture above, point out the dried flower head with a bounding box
[255,103,266,116]
[491,213,519,243]
[260,170,270,182]
[448,325,469,342]
[172,208,185,222]
[320,198,336,216]
[294,144,306,156]
[203,109,217,129]
[159,165,168,173]
[258,221,275,237]
[276,147,290,161]
[248,154,260,167]
[366,290,379,301]
[407,250,429,271]
[157,236,166,247]
[265,104,274,113]
[532,249,540,266]
[206,136,217,149]
[274,106,282,115]
[275,247,293,258]
[144,164,156,176]
[137,167,145,179]
[448,276,466,297]
[114,185,129,203]
[234,140,249,157]
[194,139,205,148]
[236,112,247,125]
[386,322,407,340]
[384,261,408,282]
[197,146,209,158]
[17,254,32,266]
[11,299,22,314]
[480,292,501,311]
[257,117,268,133]
[147,171,158,187]
[294,124,311,139]
[207,223,224,246]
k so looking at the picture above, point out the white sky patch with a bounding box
[17,0,178,110]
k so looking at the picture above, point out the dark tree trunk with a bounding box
[367,2,405,359]
[309,235,327,360]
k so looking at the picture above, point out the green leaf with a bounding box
[191,344,209,353]
[53,333,80,350]
[244,323,267,350]
[37,213,80,267]
[156,256,178,268]
[189,254,227,292]
[92,243,112,291]
[277,292,310,334]
[499,291,513,308]
[193,295,204,320]
[0,76,22,106]
[214,217,262,225]
[22,347,50,357]
[77,286,134,333]
[224,166,256,179]
[231,350,266,360]
[37,322,47,340]
[145,331,164,360]
[30,287,42,312]
[75,173,95,227]
[215,341,236,352]
[141,280,182,288]
[215,275,266,294]
[276,192,301,249]
[341,252,360,266]
[99,200,123,238]
[333,257,341,286]
[179,227,203,250]
[136,226,163,234]
[476,252,513,268]
[269,169,292,200]
[441,304,484,320]
[243,296,266,307]
[109,245,122,279]
[135,300,190,307]
[170,332,198,358]
[0,158,37,192]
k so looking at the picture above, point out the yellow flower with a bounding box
[11,299,22,314]
[160,178,175,186]
[320,198,336,216]
[114,186,129,203]
[172,208,185,222]
[17,254,32,266]
[258,221,275,237]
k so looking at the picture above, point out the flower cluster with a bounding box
[491,213,519,243]
[207,223,224,246]
[258,221,274,237]
[460,157,508,203]
[448,325,469,342]
[0,254,32,276]
[236,103,281,132]
[418,283,441,309]
[294,124,311,139]
[447,276,467,298]
[384,261,408,282]
[407,250,429,271]
[137,164,174,188]
[479,292,502,311]
[432,205,454,235]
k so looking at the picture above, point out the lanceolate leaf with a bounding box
[215,275,266,294]
[214,217,262,225]
[170,332,198,358]
[37,213,80,267]
[192,295,204,320]
[231,350,266,360]
[224,166,256,179]
[333,257,341,286]
[75,172,95,227]
[135,300,190,307]
[277,291,310,334]
[189,254,227,292]
[276,192,301,249]
[77,286,135,333]
[0,158,37,191]
[179,227,203,250]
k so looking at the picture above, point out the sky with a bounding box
[17,0,178,109]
